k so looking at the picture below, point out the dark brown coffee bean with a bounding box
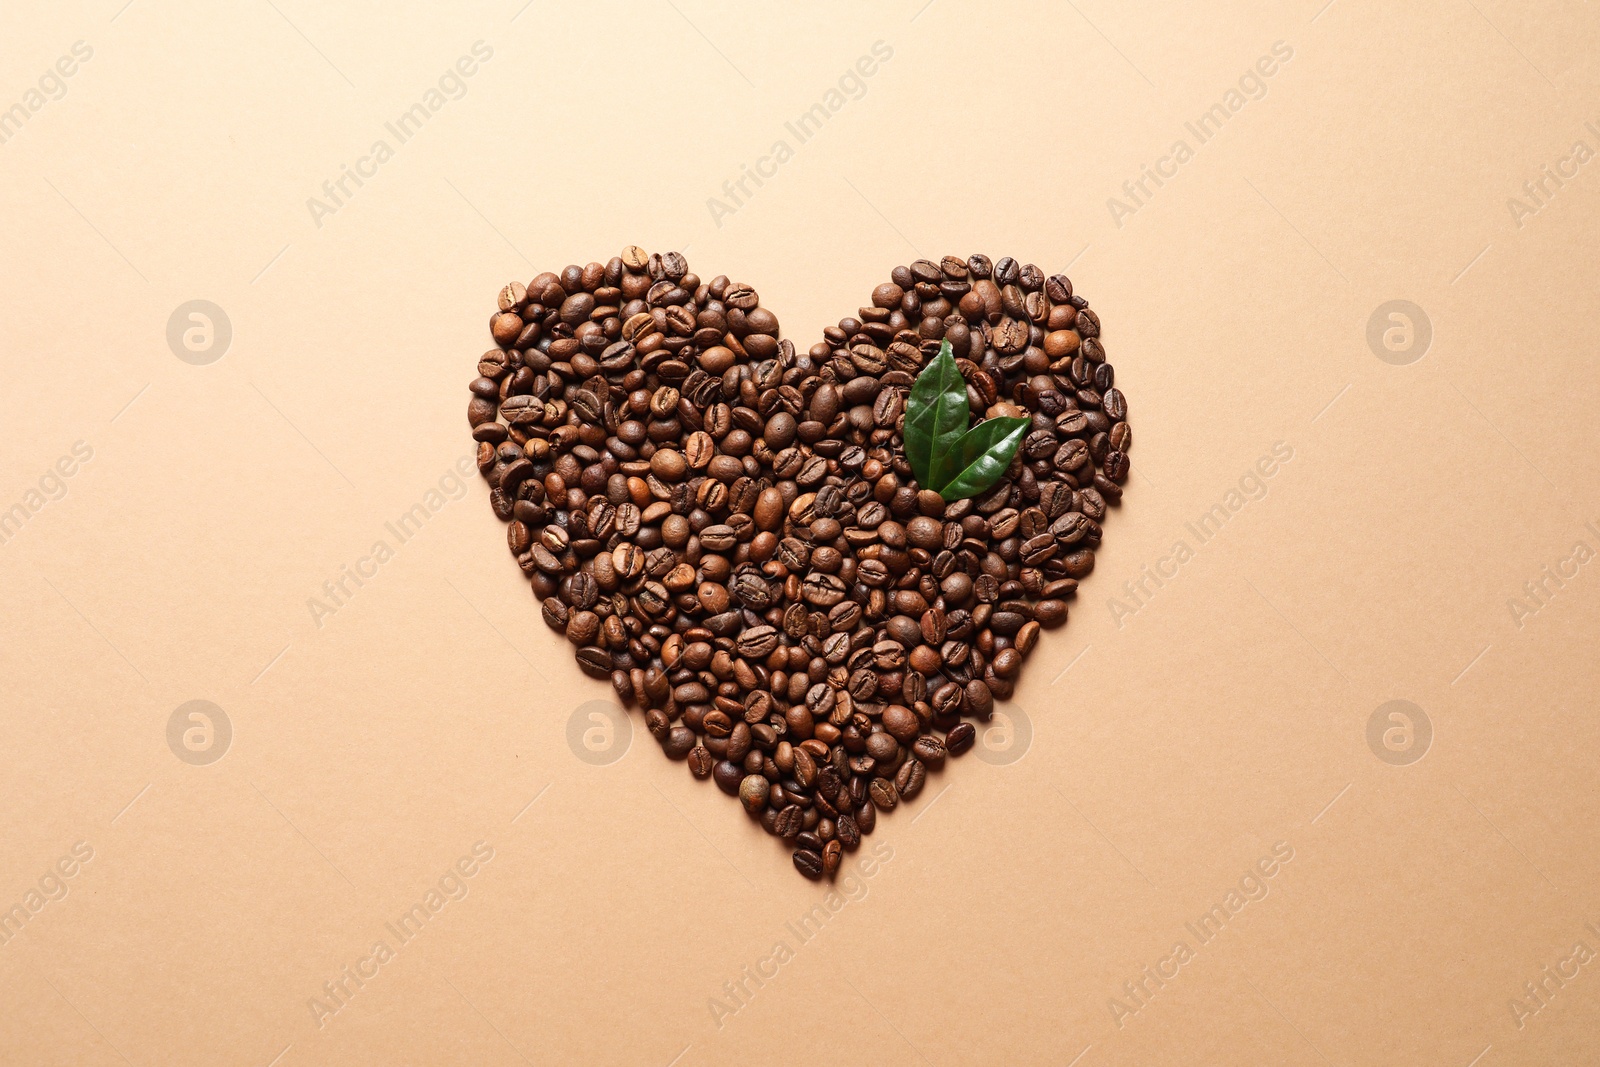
[575,647,612,677]
[663,725,696,759]
[895,757,926,800]
[702,710,734,739]
[793,748,817,788]
[930,681,963,715]
[735,625,779,658]
[1062,549,1095,578]
[775,805,804,837]
[793,848,825,879]
[881,704,920,743]
[945,722,976,756]
[802,572,847,607]
[713,759,744,793]
[865,731,899,762]
[963,680,994,717]
[1103,450,1130,482]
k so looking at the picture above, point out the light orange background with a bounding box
[3,1,1598,1064]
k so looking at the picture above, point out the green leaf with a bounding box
[904,340,970,490]
[936,416,1032,501]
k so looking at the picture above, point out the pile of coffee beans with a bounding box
[468,248,1129,878]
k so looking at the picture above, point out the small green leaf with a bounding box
[935,416,1031,501]
[904,340,969,490]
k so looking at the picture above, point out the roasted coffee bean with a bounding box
[802,572,847,607]
[739,774,769,813]
[945,721,976,756]
[774,805,804,838]
[663,725,696,759]
[713,759,744,794]
[792,747,818,788]
[575,647,612,677]
[793,848,825,879]
[912,735,946,770]
[735,625,779,658]
[895,758,927,800]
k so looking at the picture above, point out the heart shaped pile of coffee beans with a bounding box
[468,248,1129,879]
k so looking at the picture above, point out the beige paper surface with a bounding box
[2,1,1598,1064]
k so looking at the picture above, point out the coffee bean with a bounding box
[895,758,927,800]
[663,725,696,759]
[793,848,825,879]
[792,748,818,788]
[575,647,612,677]
[772,805,803,838]
[713,759,744,794]
[735,625,779,658]
[802,572,847,607]
[700,525,737,552]
[880,704,919,744]
[863,731,897,763]
[945,722,976,756]
[736,774,768,814]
